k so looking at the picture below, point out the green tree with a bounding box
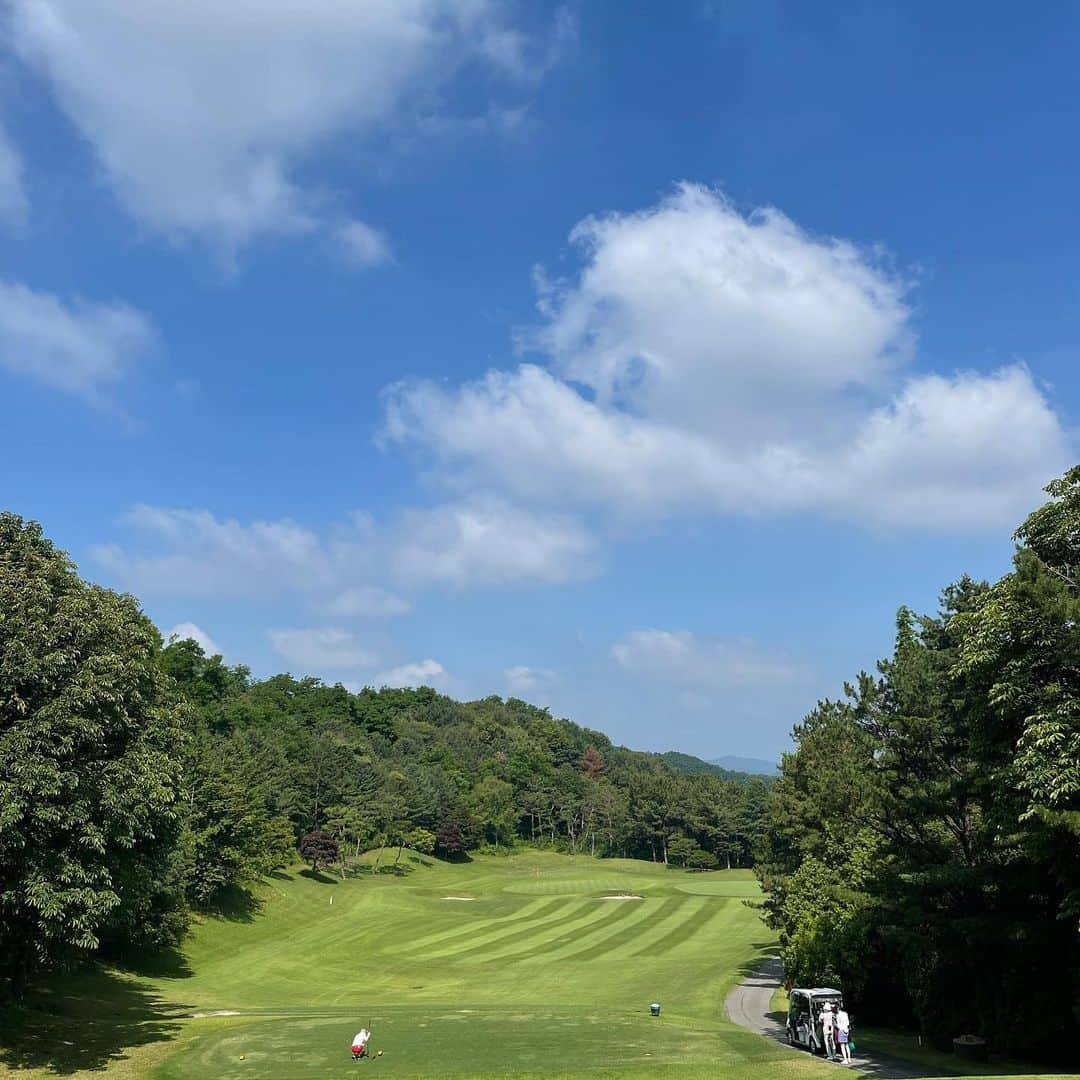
[0,514,186,995]
[470,776,517,847]
[405,827,436,856]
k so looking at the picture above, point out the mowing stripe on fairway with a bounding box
[622,896,707,957]
[503,876,647,895]
[397,896,565,955]
[478,897,669,965]
[535,894,667,962]
[451,898,624,963]
[634,895,734,958]
[422,898,592,961]
[435,899,602,963]
[558,896,688,964]
[453,898,644,965]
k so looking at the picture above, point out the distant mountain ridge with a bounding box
[659,751,774,783]
[710,754,779,776]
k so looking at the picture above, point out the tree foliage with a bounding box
[757,471,1080,1062]
[0,513,185,994]
[298,830,339,872]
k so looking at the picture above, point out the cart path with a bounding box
[724,956,931,1079]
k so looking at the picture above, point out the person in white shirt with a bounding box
[820,1001,837,1060]
[351,1028,371,1061]
[835,1008,852,1064]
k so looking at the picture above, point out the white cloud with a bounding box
[166,621,223,657]
[611,629,805,687]
[373,658,446,688]
[335,219,392,269]
[829,365,1069,529]
[504,664,557,695]
[0,281,155,398]
[92,498,590,600]
[384,185,1070,531]
[532,182,912,440]
[0,125,27,223]
[268,627,379,670]
[392,497,599,586]
[8,1,559,248]
[324,585,410,617]
[92,505,344,597]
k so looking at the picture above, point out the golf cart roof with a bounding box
[792,987,842,997]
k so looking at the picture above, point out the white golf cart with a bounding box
[786,987,843,1054]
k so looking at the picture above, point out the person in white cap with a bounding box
[821,1001,837,1060]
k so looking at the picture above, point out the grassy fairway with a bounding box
[1,852,838,1079]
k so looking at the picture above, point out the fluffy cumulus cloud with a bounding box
[533,183,913,439]
[92,505,343,597]
[7,0,563,248]
[611,629,806,687]
[0,281,155,398]
[384,184,1070,531]
[391,497,599,587]
[166,621,223,657]
[92,498,597,600]
[268,627,379,670]
[373,658,446,688]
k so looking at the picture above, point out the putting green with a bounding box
[1,852,842,1080]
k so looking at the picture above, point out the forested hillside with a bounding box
[0,510,770,999]
[757,468,1080,1063]
[165,644,772,887]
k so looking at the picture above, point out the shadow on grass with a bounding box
[734,942,780,982]
[114,943,193,981]
[199,883,262,923]
[436,851,473,864]
[298,867,338,884]
[0,967,190,1075]
[372,863,415,877]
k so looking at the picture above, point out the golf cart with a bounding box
[786,987,842,1054]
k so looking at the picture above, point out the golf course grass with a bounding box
[8,850,1070,1079]
[2,851,842,1079]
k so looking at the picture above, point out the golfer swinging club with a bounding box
[351,1027,371,1061]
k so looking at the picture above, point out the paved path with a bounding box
[725,956,931,1079]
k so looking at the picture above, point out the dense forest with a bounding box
[0,511,770,997]
[757,468,1080,1062]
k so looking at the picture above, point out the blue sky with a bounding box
[3,1,1078,761]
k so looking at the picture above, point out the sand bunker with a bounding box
[596,893,643,900]
[191,1010,241,1018]
[441,895,477,901]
